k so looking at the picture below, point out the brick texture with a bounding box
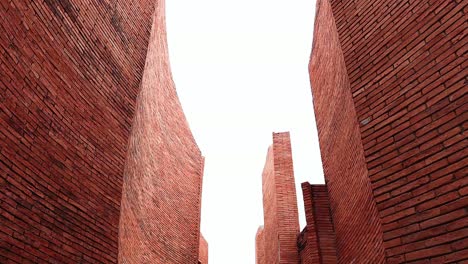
[260,132,300,264]
[0,0,204,263]
[310,0,467,263]
[308,0,386,262]
[199,234,208,264]
[118,1,204,263]
[255,226,265,264]
[328,0,468,262]
[299,183,337,264]
[0,0,156,263]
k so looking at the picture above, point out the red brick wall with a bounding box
[299,183,337,264]
[261,144,280,264]
[328,0,468,262]
[255,226,265,264]
[199,234,208,264]
[0,0,155,262]
[260,132,300,264]
[118,1,204,263]
[308,0,386,262]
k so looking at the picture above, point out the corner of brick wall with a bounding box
[308,0,386,262]
[0,0,156,262]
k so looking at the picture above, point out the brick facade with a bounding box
[257,132,300,264]
[308,0,386,262]
[309,0,467,263]
[0,0,204,263]
[0,0,156,262]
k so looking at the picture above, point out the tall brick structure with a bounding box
[257,1,466,263]
[256,132,300,264]
[308,0,467,263]
[0,0,204,263]
[118,0,204,262]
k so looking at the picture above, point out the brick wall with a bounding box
[260,132,300,264]
[328,0,468,262]
[118,0,204,263]
[308,0,386,262]
[199,234,208,264]
[299,183,337,264]
[0,0,156,262]
[255,226,265,264]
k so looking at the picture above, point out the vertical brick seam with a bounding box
[261,132,300,263]
[273,132,300,264]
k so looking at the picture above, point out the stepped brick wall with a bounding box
[330,0,468,262]
[0,0,204,263]
[299,183,337,264]
[258,132,300,264]
[0,0,156,262]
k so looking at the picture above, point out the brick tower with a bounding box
[256,132,300,264]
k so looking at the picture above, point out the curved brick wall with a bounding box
[329,0,467,262]
[308,0,386,262]
[0,0,156,262]
[118,1,204,263]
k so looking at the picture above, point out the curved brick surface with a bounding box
[329,0,467,262]
[308,0,386,262]
[0,0,156,262]
[118,1,204,263]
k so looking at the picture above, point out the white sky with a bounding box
[166,0,322,263]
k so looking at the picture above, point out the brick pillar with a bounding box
[261,132,300,264]
[118,1,204,263]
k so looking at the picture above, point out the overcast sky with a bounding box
[166,0,321,263]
